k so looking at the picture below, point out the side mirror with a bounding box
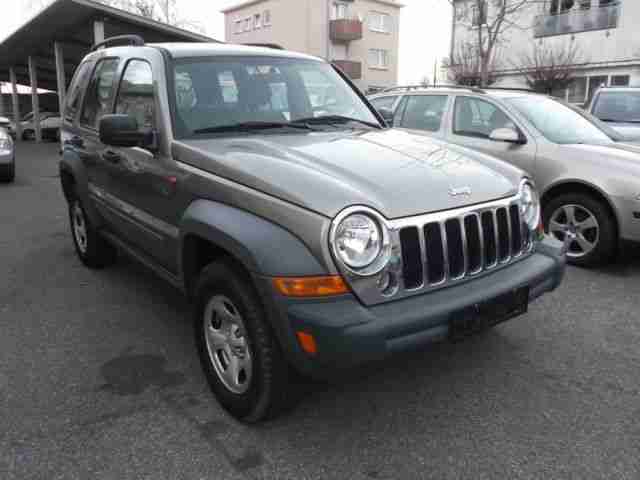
[489,127,525,144]
[377,107,395,127]
[99,114,153,149]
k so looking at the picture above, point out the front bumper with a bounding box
[0,151,14,165]
[260,236,566,378]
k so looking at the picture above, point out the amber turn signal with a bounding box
[272,275,349,297]
[296,331,318,355]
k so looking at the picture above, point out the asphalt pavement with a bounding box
[1,142,640,480]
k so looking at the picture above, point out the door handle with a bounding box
[102,151,121,164]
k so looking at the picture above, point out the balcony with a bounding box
[332,60,362,79]
[330,18,363,42]
[534,3,620,38]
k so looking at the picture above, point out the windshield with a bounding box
[505,96,616,144]
[592,91,640,123]
[171,56,379,138]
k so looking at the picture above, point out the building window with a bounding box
[369,49,389,69]
[332,2,349,20]
[471,1,487,26]
[611,75,630,86]
[263,9,271,26]
[254,13,261,29]
[234,19,242,34]
[369,12,391,33]
[244,17,252,31]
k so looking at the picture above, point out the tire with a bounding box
[543,193,616,267]
[68,196,117,269]
[194,259,293,422]
[22,130,35,141]
[0,163,15,183]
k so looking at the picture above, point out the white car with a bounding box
[9,111,62,141]
[0,126,15,183]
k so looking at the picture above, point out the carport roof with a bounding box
[0,0,218,91]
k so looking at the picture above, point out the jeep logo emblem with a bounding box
[448,186,472,197]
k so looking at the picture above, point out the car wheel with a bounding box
[0,163,15,183]
[194,259,293,422]
[68,197,117,268]
[22,130,35,141]
[544,193,616,267]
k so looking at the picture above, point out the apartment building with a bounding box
[450,0,635,105]
[221,0,404,92]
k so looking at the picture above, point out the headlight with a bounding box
[519,180,540,230]
[0,137,12,153]
[334,213,381,268]
[330,208,392,275]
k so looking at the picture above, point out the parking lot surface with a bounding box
[2,143,640,480]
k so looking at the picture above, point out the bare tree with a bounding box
[511,41,584,94]
[443,40,497,86]
[445,0,538,87]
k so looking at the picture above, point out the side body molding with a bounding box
[179,199,329,278]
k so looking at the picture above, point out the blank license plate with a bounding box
[449,287,529,341]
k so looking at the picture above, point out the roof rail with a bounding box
[429,84,486,93]
[381,85,425,93]
[483,86,535,93]
[380,84,487,94]
[242,43,284,50]
[91,35,145,52]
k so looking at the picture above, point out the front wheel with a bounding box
[544,193,616,267]
[68,197,117,268]
[194,260,293,422]
[0,163,15,183]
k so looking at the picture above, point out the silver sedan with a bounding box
[369,87,640,267]
[0,123,15,183]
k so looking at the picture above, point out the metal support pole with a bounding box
[54,42,67,116]
[94,20,105,45]
[0,83,6,116]
[28,56,42,143]
[9,68,22,141]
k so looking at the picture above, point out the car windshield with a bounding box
[592,91,640,123]
[171,56,379,138]
[505,96,619,144]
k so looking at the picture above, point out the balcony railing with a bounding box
[534,3,620,38]
[330,18,363,42]
[332,60,362,79]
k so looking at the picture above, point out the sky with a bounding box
[0,0,452,88]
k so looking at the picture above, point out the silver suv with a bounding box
[60,38,565,422]
[370,86,640,266]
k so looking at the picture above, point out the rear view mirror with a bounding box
[99,114,153,149]
[377,107,395,127]
[489,127,525,144]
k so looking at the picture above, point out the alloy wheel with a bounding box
[72,202,88,254]
[548,204,600,259]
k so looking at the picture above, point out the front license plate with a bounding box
[448,287,529,342]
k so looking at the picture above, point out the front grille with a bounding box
[397,198,532,293]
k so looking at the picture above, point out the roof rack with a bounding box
[482,86,535,93]
[380,85,425,93]
[242,43,284,50]
[91,35,145,52]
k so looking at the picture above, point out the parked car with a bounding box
[8,111,61,141]
[587,86,640,141]
[0,126,15,182]
[369,86,640,267]
[60,38,565,422]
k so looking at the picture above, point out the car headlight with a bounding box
[330,208,392,275]
[0,137,12,153]
[519,180,540,230]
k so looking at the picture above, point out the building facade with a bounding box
[221,0,403,92]
[450,0,636,105]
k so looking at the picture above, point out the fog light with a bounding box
[296,331,317,355]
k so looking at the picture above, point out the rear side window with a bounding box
[399,95,448,131]
[64,62,92,122]
[115,60,155,129]
[453,96,514,138]
[80,58,120,130]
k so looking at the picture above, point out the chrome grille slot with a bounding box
[424,222,445,284]
[399,226,422,289]
[395,196,534,299]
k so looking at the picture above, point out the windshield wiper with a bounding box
[599,118,640,124]
[292,115,381,129]
[194,121,314,134]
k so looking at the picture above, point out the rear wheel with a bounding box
[68,197,117,268]
[194,260,293,422]
[0,163,15,183]
[544,193,616,267]
[22,130,35,141]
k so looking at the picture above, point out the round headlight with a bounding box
[334,213,382,269]
[520,181,541,230]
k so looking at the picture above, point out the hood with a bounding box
[606,123,640,141]
[174,129,522,219]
